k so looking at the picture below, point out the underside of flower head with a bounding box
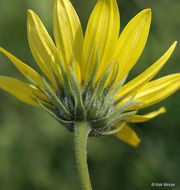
[0,0,180,147]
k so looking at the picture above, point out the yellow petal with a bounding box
[27,10,58,83]
[114,9,151,82]
[0,47,44,88]
[115,41,177,99]
[72,60,82,84]
[133,74,180,109]
[82,0,120,82]
[126,107,166,123]
[29,84,51,105]
[0,76,39,106]
[115,123,141,147]
[54,0,83,74]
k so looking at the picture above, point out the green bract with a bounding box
[35,50,140,137]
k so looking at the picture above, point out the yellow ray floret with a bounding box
[0,76,39,106]
[27,10,59,84]
[115,123,141,147]
[82,0,120,82]
[113,9,151,82]
[115,41,177,100]
[54,0,83,77]
[132,74,180,109]
[0,47,44,89]
[126,107,166,123]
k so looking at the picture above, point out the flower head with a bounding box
[0,0,179,147]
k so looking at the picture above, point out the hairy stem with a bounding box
[74,121,93,190]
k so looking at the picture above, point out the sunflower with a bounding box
[0,0,179,189]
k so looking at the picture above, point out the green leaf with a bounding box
[105,111,137,128]
[83,45,99,95]
[92,110,137,128]
[103,62,119,95]
[49,58,64,96]
[58,52,74,111]
[97,74,128,118]
[69,66,86,119]
[43,77,72,119]
[101,122,125,135]
[36,98,73,127]
[26,74,51,100]
[87,62,113,112]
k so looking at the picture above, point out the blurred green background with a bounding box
[0,0,180,189]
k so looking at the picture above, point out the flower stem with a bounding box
[74,121,93,190]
